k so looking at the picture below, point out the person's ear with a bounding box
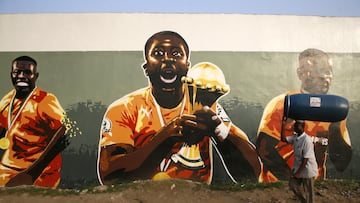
[35,72,39,79]
[297,67,305,80]
[186,61,191,68]
[142,63,149,76]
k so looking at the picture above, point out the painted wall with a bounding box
[0,13,359,187]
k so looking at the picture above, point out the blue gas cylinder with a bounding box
[284,94,349,122]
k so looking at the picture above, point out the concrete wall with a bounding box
[1,13,359,187]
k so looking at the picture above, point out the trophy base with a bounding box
[171,144,205,169]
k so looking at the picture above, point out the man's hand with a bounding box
[158,106,228,144]
[292,172,301,179]
[193,106,222,133]
[187,106,228,142]
[5,126,70,187]
[158,114,196,138]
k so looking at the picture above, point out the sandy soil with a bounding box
[0,179,359,203]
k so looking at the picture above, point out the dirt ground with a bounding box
[0,179,359,203]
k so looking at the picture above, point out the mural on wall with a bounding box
[97,31,262,185]
[0,14,359,189]
[256,49,352,182]
[0,56,70,187]
[0,50,357,188]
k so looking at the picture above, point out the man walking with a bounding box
[281,120,318,203]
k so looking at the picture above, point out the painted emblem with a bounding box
[101,118,112,133]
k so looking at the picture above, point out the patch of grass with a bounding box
[0,186,79,196]
[1,179,358,196]
[316,179,360,190]
[210,180,285,191]
[0,182,130,196]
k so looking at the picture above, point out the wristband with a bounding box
[215,121,230,141]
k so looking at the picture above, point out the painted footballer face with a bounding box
[11,60,39,98]
[298,57,333,94]
[144,34,190,93]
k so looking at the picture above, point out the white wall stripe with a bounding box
[1,13,359,52]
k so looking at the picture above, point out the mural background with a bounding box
[1,13,359,187]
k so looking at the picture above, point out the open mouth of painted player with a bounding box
[159,66,179,85]
[16,81,29,87]
[160,74,177,84]
[157,68,181,92]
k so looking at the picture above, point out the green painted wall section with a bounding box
[2,51,359,108]
[1,51,360,186]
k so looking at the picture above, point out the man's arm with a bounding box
[280,118,288,143]
[256,132,291,180]
[222,127,263,181]
[293,158,308,178]
[194,106,263,181]
[98,115,192,185]
[6,125,70,187]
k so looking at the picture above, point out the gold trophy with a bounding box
[171,62,230,169]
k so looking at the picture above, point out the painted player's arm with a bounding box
[256,130,293,181]
[6,124,69,187]
[98,115,195,185]
[0,127,5,138]
[224,125,263,181]
[194,106,263,181]
[256,97,288,165]
[255,110,294,181]
[328,121,352,171]
[0,101,9,138]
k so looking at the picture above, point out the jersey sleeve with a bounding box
[0,93,11,129]
[257,94,286,140]
[38,93,65,131]
[215,103,250,141]
[99,102,135,147]
[340,119,351,146]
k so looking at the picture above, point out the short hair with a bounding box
[12,56,37,66]
[298,48,331,70]
[295,120,305,126]
[144,31,190,58]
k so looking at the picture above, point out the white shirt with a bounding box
[287,132,318,178]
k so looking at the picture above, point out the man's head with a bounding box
[297,48,333,94]
[142,31,190,93]
[294,120,305,135]
[11,56,39,98]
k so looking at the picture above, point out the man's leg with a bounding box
[289,177,306,203]
[303,177,315,203]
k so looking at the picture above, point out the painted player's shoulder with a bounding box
[267,92,287,104]
[264,90,300,110]
[0,90,15,109]
[30,87,62,104]
[31,88,49,102]
[108,87,149,109]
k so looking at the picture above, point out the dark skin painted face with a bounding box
[143,34,190,108]
[11,61,39,99]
